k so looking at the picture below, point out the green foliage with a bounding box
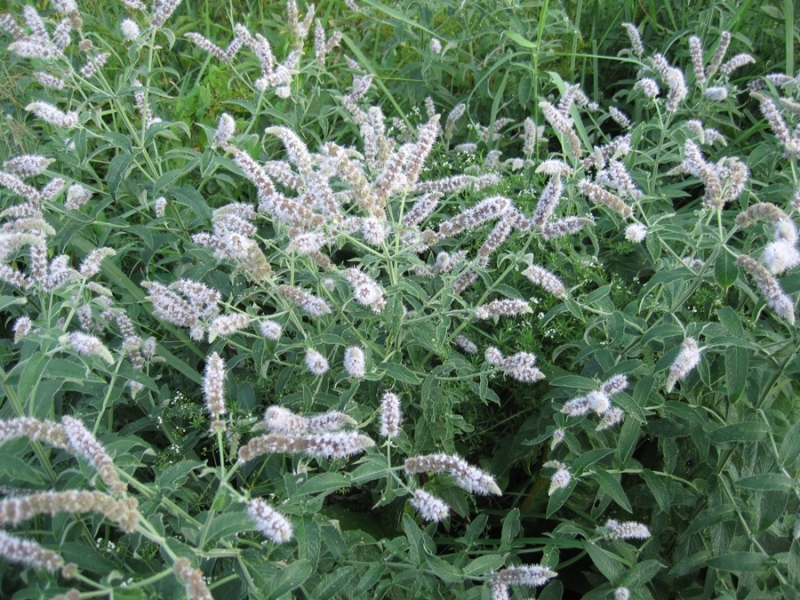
[1,0,799,599]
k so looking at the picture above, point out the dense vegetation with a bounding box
[1,0,799,598]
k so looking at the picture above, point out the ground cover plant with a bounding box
[0,0,799,598]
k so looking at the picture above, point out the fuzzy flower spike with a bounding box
[665,337,702,392]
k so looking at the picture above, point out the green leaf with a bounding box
[102,131,133,153]
[458,513,488,546]
[593,470,632,513]
[18,354,49,416]
[621,559,665,587]
[572,448,614,472]
[203,511,253,547]
[311,566,359,599]
[641,469,671,514]
[294,473,348,497]
[685,504,736,535]
[550,375,599,390]
[267,560,313,600]
[106,151,134,194]
[789,539,800,585]
[714,251,738,290]
[662,401,703,424]
[716,306,745,337]
[348,454,391,485]
[500,508,521,548]
[59,542,118,574]
[425,554,463,583]
[707,552,769,572]
[295,517,320,569]
[584,542,625,580]
[402,514,425,567]
[725,346,748,401]
[356,562,387,593]
[463,554,505,577]
[736,473,794,491]
[779,421,800,466]
[0,295,26,311]
[641,324,683,348]
[538,580,564,600]
[0,455,47,485]
[646,232,661,261]
[708,422,769,443]
[669,550,710,577]
[504,30,537,49]
[562,297,584,320]
[155,460,204,490]
[757,490,788,532]
[380,361,422,384]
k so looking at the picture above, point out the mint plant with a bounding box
[1,1,799,599]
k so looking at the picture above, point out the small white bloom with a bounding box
[214,113,235,146]
[703,86,729,101]
[305,349,329,376]
[120,19,140,41]
[625,222,648,243]
[550,428,565,450]
[429,38,442,54]
[587,390,610,414]
[154,196,167,217]
[548,467,572,495]
[596,407,625,431]
[260,321,282,341]
[614,588,631,600]
[344,346,366,378]
[762,240,800,275]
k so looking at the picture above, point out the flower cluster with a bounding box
[475,298,531,320]
[561,374,628,431]
[192,203,273,280]
[603,519,651,540]
[262,406,357,435]
[543,460,572,495]
[142,279,221,341]
[405,453,502,496]
[0,490,139,533]
[0,529,73,576]
[238,431,375,462]
[491,565,558,600]
[1,417,126,495]
[379,392,402,438]
[668,139,748,208]
[485,347,545,383]
[736,203,800,276]
[736,255,796,324]
[410,489,449,522]
[203,352,227,421]
[247,498,293,544]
